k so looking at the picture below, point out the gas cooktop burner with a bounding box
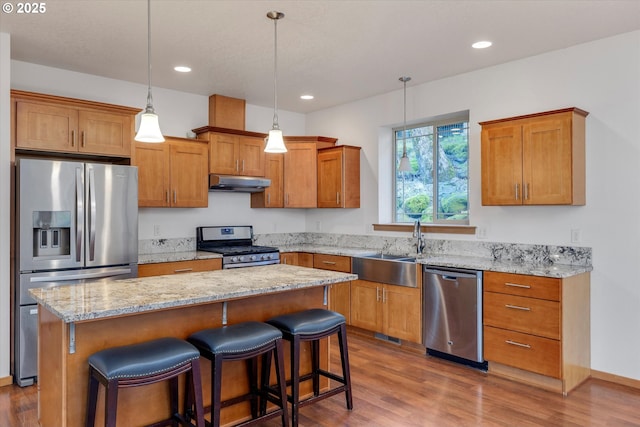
[196,226,280,269]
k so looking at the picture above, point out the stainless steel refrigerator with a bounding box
[15,158,138,386]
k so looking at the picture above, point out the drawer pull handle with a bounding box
[322,261,337,265]
[506,340,531,349]
[174,268,194,273]
[505,282,531,289]
[505,304,531,311]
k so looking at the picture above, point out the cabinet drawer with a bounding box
[484,271,560,301]
[484,326,561,378]
[313,254,351,273]
[138,258,222,277]
[484,292,560,339]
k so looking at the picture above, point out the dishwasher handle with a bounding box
[423,267,480,279]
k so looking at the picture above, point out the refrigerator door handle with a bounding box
[75,168,84,262]
[88,167,97,261]
[29,268,133,283]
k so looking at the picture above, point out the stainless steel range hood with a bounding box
[208,174,271,193]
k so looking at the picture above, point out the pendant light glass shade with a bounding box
[136,110,164,142]
[265,11,286,153]
[398,155,411,172]
[265,129,286,153]
[135,0,164,143]
[397,76,411,172]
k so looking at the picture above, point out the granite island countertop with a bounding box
[30,264,357,323]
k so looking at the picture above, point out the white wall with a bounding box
[10,61,309,238]
[306,31,640,380]
[0,33,12,382]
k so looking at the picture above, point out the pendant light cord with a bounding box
[145,0,154,112]
[272,15,279,129]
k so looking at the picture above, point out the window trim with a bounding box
[393,113,470,225]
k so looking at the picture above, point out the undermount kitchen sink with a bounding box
[352,254,418,287]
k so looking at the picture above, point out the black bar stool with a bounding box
[85,337,205,427]
[187,321,289,427]
[266,308,353,427]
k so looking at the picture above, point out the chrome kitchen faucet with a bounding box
[414,220,426,254]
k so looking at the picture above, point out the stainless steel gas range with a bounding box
[196,226,280,269]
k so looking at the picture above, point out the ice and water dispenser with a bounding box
[32,211,71,258]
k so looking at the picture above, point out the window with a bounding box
[394,115,469,224]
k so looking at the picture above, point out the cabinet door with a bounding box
[317,149,343,208]
[350,280,382,332]
[209,133,239,174]
[329,283,351,324]
[280,252,298,265]
[78,110,132,157]
[238,136,266,176]
[522,115,573,204]
[15,101,78,152]
[297,253,314,267]
[252,154,283,208]
[170,140,209,207]
[383,285,421,342]
[284,143,317,208]
[481,124,523,205]
[134,142,170,207]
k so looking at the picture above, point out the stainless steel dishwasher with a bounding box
[423,266,486,369]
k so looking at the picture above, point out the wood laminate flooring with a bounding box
[2,332,639,426]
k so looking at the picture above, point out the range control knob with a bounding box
[231,256,239,263]
[250,255,257,261]
[262,254,270,260]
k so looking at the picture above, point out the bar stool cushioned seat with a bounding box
[188,321,289,427]
[86,337,205,427]
[267,308,353,427]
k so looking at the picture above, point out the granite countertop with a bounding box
[277,245,590,278]
[138,250,221,264]
[30,264,357,323]
[138,244,591,279]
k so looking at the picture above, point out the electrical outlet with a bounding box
[316,221,321,231]
[477,227,487,239]
[571,229,581,243]
[153,225,161,237]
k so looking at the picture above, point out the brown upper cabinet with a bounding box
[251,153,284,208]
[208,94,245,130]
[12,90,139,158]
[480,108,588,206]
[282,137,340,208]
[133,136,209,208]
[194,127,266,177]
[317,145,361,208]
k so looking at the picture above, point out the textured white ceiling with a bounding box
[1,0,639,113]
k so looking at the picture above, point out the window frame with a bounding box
[393,113,470,225]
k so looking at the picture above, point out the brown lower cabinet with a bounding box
[350,279,421,343]
[482,270,590,394]
[138,258,222,277]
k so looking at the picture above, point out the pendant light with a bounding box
[264,11,287,153]
[135,0,164,143]
[398,76,412,172]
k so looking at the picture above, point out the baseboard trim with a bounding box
[0,375,14,387]
[591,369,640,390]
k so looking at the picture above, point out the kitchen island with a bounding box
[30,264,357,427]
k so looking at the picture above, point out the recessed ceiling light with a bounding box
[300,94,314,100]
[472,41,492,49]
[174,66,192,73]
